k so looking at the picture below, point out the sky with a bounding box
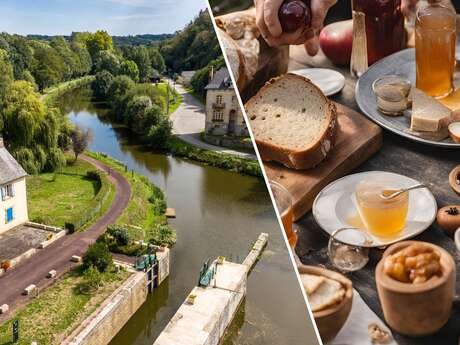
[0,0,207,35]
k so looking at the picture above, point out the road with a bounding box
[169,82,257,160]
[0,154,131,322]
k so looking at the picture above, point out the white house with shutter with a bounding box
[0,138,28,234]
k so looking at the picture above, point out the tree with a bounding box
[32,42,66,90]
[144,105,172,148]
[125,95,153,132]
[107,75,135,119]
[79,265,103,293]
[50,36,78,80]
[148,47,166,74]
[71,126,93,160]
[124,46,152,82]
[83,242,113,272]
[86,30,113,60]
[120,60,140,82]
[93,50,120,75]
[71,41,92,76]
[92,71,114,100]
[0,49,13,104]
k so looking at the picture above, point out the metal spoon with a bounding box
[380,183,430,200]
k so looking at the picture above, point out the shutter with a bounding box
[1,187,4,201]
[11,184,15,197]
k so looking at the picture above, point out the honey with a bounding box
[281,207,297,248]
[415,2,456,98]
[355,180,409,237]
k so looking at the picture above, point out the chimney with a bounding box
[209,65,214,81]
[0,137,4,148]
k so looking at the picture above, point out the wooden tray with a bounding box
[265,102,382,221]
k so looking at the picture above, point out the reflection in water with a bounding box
[59,87,318,345]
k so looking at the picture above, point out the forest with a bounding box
[0,10,224,174]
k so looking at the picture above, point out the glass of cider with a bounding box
[355,178,409,238]
[415,1,456,98]
[270,181,297,249]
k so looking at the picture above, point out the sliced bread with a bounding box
[300,274,325,295]
[245,73,337,169]
[410,88,452,132]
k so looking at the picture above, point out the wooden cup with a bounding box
[298,265,353,343]
[375,241,455,336]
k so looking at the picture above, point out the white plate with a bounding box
[291,68,345,96]
[312,171,437,247]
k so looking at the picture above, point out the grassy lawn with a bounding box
[152,82,183,115]
[85,152,176,245]
[27,156,114,230]
[0,268,131,345]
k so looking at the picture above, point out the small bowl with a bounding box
[298,265,353,342]
[376,241,456,336]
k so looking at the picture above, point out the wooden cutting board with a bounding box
[265,102,383,221]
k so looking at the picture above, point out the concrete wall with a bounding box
[63,272,147,345]
[205,89,248,137]
[0,177,28,234]
[153,261,247,345]
[157,248,170,286]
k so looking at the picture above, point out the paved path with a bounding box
[0,154,131,322]
[169,82,257,161]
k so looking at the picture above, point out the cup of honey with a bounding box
[355,178,409,237]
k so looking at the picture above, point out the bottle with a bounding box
[351,0,406,77]
[415,0,456,98]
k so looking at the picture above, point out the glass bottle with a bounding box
[351,0,406,77]
[415,1,456,98]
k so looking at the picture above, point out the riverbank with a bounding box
[42,76,95,106]
[85,151,176,247]
[168,137,261,177]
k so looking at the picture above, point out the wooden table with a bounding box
[289,46,460,345]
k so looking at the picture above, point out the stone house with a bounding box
[0,138,28,234]
[204,67,248,137]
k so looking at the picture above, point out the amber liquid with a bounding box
[355,186,409,238]
[281,207,297,248]
[353,0,405,64]
[415,7,456,98]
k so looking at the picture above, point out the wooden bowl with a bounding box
[298,265,353,343]
[375,241,456,336]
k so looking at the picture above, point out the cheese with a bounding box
[410,88,452,132]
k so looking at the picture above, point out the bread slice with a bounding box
[245,73,337,169]
[307,277,345,312]
[410,88,452,132]
[300,274,325,295]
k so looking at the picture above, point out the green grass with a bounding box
[85,151,176,245]
[168,137,262,177]
[0,268,130,345]
[153,82,183,114]
[27,157,106,228]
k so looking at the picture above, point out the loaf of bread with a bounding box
[245,73,337,169]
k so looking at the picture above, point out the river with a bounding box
[58,86,317,345]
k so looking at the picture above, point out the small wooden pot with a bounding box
[375,241,455,337]
[298,265,353,343]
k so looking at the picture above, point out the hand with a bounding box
[254,0,336,51]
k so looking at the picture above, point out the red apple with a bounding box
[319,20,353,65]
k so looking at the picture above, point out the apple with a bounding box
[319,20,353,66]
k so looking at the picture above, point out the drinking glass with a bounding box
[415,1,456,98]
[270,181,297,249]
[328,227,370,272]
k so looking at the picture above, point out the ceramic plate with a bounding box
[356,48,460,148]
[312,171,437,247]
[291,68,345,96]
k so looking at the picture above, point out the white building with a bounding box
[204,67,248,137]
[0,138,28,234]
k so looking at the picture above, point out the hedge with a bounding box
[65,170,111,232]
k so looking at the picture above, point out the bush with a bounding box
[149,223,176,247]
[107,225,130,246]
[92,71,114,100]
[79,265,103,294]
[149,185,167,214]
[86,170,102,181]
[82,242,113,272]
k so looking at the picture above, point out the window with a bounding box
[216,95,223,104]
[212,110,224,121]
[1,184,14,201]
[5,207,13,223]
